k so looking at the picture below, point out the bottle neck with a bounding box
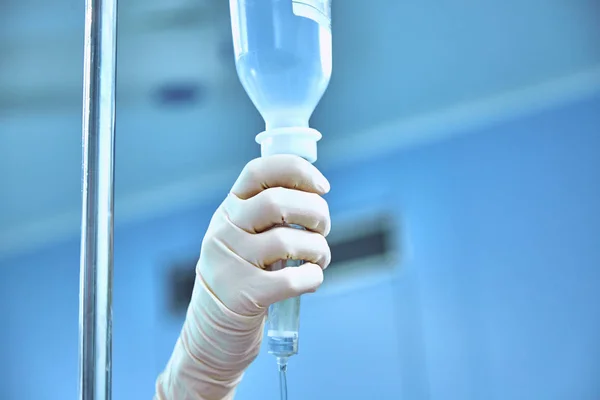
[255,127,322,163]
[265,119,310,131]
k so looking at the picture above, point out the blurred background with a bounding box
[1,0,600,399]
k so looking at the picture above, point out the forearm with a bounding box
[155,275,265,400]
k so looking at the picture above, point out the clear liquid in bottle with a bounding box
[231,0,332,129]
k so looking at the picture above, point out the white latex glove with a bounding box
[155,154,331,400]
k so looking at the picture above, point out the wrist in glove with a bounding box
[154,275,265,400]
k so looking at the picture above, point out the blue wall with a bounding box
[391,93,600,400]
[2,93,599,400]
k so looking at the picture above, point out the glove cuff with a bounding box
[155,274,265,399]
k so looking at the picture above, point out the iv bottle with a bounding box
[229,0,333,359]
[230,0,332,162]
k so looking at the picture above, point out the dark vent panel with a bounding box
[329,229,390,267]
[167,261,196,315]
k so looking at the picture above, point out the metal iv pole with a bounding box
[78,0,118,398]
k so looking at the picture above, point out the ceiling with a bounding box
[1,0,600,258]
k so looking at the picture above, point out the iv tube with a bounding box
[278,357,289,400]
[229,0,333,397]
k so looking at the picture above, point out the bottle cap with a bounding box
[255,127,322,163]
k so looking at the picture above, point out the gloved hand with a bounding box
[155,154,331,400]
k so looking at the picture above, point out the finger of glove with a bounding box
[231,155,330,200]
[223,187,331,236]
[227,224,331,269]
[261,263,324,304]
[259,226,330,269]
